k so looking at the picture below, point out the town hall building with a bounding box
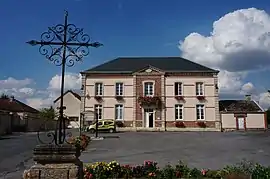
[80,57,222,131]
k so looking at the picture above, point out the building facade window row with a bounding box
[94,103,205,121]
[175,104,205,120]
[95,82,124,96]
[94,104,124,121]
[94,82,205,97]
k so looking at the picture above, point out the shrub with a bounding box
[67,134,90,151]
[115,121,124,127]
[83,160,270,179]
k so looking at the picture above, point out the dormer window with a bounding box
[144,82,154,96]
[196,82,204,96]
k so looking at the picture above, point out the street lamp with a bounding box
[27,11,103,145]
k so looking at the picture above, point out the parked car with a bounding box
[87,119,116,133]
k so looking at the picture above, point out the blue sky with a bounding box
[0,0,270,109]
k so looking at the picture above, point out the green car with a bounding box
[87,119,116,133]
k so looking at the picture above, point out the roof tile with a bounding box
[82,57,218,73]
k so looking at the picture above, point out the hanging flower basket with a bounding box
[197,96,205,100]
[196,121,206,128]
[175,96,184,101]
[175,121,185,128]
[94,96,102,101]
[115,96,124,101]
[138,96,161,106]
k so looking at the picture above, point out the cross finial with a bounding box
[64,10,68,17]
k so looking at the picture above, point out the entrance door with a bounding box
[144,109,154,128]
[237,117,245,130]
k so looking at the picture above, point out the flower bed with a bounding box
[175,121,185,128]
[67,134,91,151]
[83,160,270,179]
[196,121,206,128]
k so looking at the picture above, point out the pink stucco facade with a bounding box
[81,66,222,131]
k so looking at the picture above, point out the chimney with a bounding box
[245,94,251,101]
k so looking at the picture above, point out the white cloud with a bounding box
[0,77,33,89]
[180,8,270,72]
[0,73,81,109]
[48,73,81,91]
[179,7,270,109]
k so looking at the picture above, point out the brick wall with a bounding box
[135,75,162,127]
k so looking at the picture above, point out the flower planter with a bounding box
[175,96,184,101]
[94,96,102,101]
[175,121,185,128]
[138,96,161,106]
[196,121,206,128]
[67,134,91,152]
[115,120,124,127]
[197,96,205,101]
[115,96,124,101]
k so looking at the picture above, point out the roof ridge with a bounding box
[53,90,81,103]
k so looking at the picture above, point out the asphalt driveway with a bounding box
[81,131,270,169]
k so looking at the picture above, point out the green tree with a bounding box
[1,93,9,99]
[39,106,57,120]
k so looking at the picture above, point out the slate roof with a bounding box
[82,57,218,73]
[0,98,39,113]
[219,100,263,112]
[53,90,81,103]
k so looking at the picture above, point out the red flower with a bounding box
[201,169,207,176]
[138,96,161,106]
[175,171,182,178]
[115,96,123,100]
[196,121,206,128]
[175,121,185,128]
[197,96,205,100]
[175,96,184,101]
[94,96,102,101]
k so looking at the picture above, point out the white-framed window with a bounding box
[144,82,154,96]
[115,82,124,96]
[174,82,183,96]
[175,104,183,120]
[196,104,205,120]
[94,104,102,120]
[95,83,103,96]
[196,82,203,96]
[115,104,123,120]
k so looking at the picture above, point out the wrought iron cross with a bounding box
[27,11,103,145]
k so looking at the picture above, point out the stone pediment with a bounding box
[133,65,165,75]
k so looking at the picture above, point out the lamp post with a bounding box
[27,11,103,145]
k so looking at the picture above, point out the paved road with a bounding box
[2,130,270,178]
[0,129,80,179]
[81,131,270,169]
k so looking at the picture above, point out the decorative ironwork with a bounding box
[27,11,103,145]
[37,118,58,145]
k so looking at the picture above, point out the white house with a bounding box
[53,90,81,128]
